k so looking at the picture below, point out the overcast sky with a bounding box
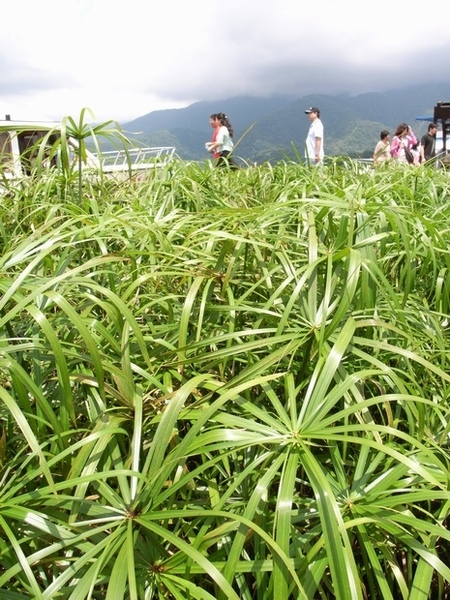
[1,0,448,123]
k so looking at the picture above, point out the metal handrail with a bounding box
[92,146,176,169]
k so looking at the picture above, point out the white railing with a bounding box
[92,146,176,172]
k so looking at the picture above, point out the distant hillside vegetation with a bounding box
[122,83,450,163]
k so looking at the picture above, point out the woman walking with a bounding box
[390,124,418,165]
[373,130,391,166]
[205,113,238,169]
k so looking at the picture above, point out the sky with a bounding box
[1,0,449,124]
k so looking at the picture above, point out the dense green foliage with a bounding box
[1,125,450,599]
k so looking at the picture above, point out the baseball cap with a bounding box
[305,106,320,115]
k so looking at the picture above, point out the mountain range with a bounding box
[121,83,450,164]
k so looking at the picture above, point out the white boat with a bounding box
[0,114,176,183]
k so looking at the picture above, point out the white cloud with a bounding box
[0,0,448,123]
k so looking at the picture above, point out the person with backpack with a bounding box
[390,123,417,165]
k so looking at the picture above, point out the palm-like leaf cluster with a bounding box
[1,137,450,599]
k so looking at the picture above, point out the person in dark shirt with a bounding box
[420,123,438,164]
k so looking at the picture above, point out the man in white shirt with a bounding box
[304,107,324,165]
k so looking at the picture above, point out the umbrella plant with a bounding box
[1,121,450,598]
